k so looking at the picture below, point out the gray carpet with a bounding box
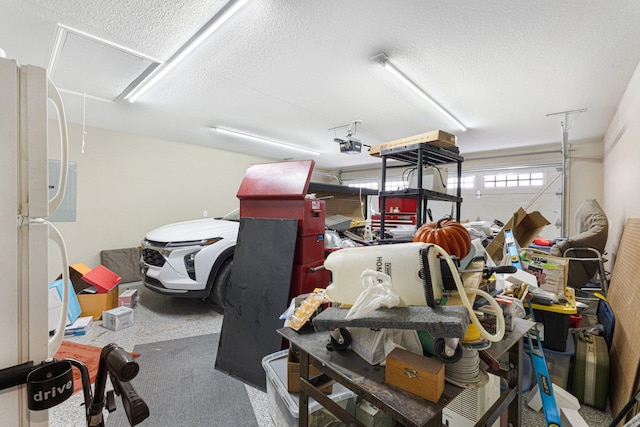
[107,333,258,426]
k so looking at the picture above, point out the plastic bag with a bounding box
[349,327,423,365]
[345,269,401,320]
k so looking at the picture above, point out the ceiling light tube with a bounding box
[213,127,320,156]
[47,26,67,76]
[124,0,249,102]
[372,53,467,131]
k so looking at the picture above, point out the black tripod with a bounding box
[0,343,149,426]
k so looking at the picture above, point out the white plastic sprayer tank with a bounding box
[324,242,441,306]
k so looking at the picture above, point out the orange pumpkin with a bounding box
[413,216,472,259]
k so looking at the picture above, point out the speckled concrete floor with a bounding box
[49,283,614,427]
[521,391,613,427]
[49,282,274,427]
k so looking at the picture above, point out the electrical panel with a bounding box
[47,159,77,222]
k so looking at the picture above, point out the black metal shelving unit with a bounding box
[379,143,464,237]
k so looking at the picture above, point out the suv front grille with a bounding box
[142,248,165,267]
[143,276,166,289]
[145,240,168,247]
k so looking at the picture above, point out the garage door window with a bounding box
[483,172,544,188]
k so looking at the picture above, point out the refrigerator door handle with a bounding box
[47,221,70,357]
[47,79,69,215]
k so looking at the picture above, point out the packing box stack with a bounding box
[60,263,122,320]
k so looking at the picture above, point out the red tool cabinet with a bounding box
[237,160,329,298]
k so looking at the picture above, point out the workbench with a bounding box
[278,317,534,427]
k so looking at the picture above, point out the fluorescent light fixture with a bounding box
[123,0,249,102]
[47,24,160,78]
[47,24,161,102]
[372,53,467,131]
[213,127,320,156]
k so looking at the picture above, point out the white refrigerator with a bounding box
[0,57,70,426]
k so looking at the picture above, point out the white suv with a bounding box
[140,209,239,307]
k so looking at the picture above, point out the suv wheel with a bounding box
[210,259,232,308]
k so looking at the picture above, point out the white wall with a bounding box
[603,59,640,263]
[566,139,604,232]
[47,123,270,281]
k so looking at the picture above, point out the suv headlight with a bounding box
[180,237,223,280]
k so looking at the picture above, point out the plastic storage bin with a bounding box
[524,332,575,389]
[262,350,356,427]
[529,288,578,352]
[531,305,570,351]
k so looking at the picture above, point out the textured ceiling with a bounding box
[1,0,640,170]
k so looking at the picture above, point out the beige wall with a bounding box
[566,139,605,233]
[47,123,270,280]
[603,59,640,263]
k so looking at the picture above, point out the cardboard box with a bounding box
[68,264,122,320]
[408,166,448,192]
[385,347,444,403]
[287,349,332,394]
[64,316,92,336]
[48,279,82,331]
[57,263,92,294]
[369,130,456,157]
[521,249,569,295]
[82,265,121,293]
[102,306,134,331]
[485,208,550,264]
[77,285,119,320]
[118,288,139,308]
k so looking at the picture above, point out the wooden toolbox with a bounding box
[385,347,444,403]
